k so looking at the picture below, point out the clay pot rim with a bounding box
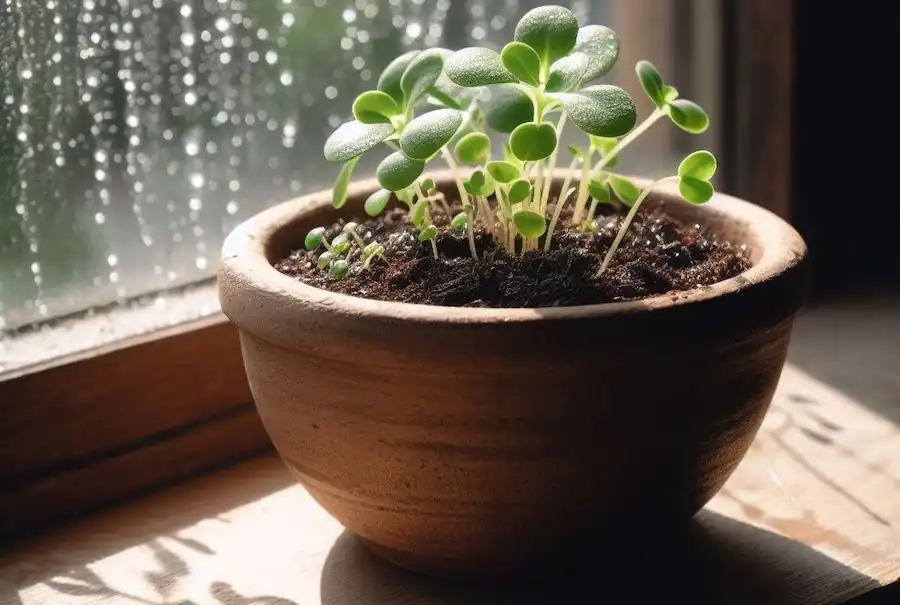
[219,172,807,325]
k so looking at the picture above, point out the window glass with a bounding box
[0,0,720,333]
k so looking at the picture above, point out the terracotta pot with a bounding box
[218,173,809,578]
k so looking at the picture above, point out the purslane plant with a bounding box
[309,5,717,279]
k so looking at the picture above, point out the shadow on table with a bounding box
[320,510,880,605]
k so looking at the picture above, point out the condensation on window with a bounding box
[0,0,717,341]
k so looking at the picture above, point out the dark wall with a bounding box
[793,1,895,296]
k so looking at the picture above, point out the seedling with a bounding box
[321,4,717,277]
[304,222,385,278]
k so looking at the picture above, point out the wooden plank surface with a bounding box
[0,363,898,605]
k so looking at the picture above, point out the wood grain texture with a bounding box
[1,363,895,605]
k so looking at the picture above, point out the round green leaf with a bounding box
[420,177,436,193]
[399,108,463,160]
[508,179,533,204]
[679,176,715,205]
[305,227,325,250]
[332,156,360,209]
[486,160,520,183]
[324,120,394,163]
[509,122,557,162]
[608,174,641,207]
[376,151,426,191]
[352,90,401,124]
[484,87,534,133]
[317,251,335,270]
[401,50,445,107]
[445,47,517,88]
[329,259,350,279]
[451,212,468,230]
[501,42,541,86]
[377,51,421,104]
[330,233,351,256]
[418,224,439,242]
[364,188,392,217]
[454,132,491,165]
[678,150,717,181]
[464,169,494,197]
[572,25,620,82]
[636,60,665,107]
[550,85,636,137]
[513,210,547,238]
[546,53,588,92]
[666,99,710,134]
[513,6,579,67]
[588,179,612,203]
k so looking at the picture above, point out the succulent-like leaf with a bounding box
[588,179,612,203]
[324,120,394,163]
[332,155,360,208]
[509,121,557,161]
[445,47,517,87]
[666,99,710,134]
[376,151,426,191]
[514,210,547,238]
[451,212,469,230]
[546,53,588,92]
[418,224,439,242]
[501,42,541,86]
[663,85,679,103]
[399,108,463,160]
[305,227,325,250]
[329,259,350,279]
[484,87,534,133]
[636,60,665,107]
[513,5,579,67]
[679,176,714,204]
[330,233,352,256]
[377,50,421,104]
[572,25,620,82]
[608,174,641,207]
[410,198,429,228]
[401,50,445,107]
[464,169,495,197]
[364,188,392,217]
[352,90,401,124]
[550,85,636,137]
[454,132,491,165]
[508,178,533,204]
[678,150,717,181]
[486,160,520,183]
[317,251,335,270]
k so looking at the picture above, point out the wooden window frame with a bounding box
[0,0,795,542]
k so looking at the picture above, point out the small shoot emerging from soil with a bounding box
[320,4,717,278]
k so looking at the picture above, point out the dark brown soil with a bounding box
[274,203,749,308]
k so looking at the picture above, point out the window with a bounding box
[0,0,723,372]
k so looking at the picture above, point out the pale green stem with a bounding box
[539,113,567,216]
[543,185,577,252]
[465,206,479,261]
[585,196,602,227]
[477,195,495,237]
[441,147,478,261]
[598,176,677,276]
[570,152,594,225]
[591,108,667,176]
[430,238,439,259]
[530,160,544,211]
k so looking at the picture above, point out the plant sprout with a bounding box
[316,4,717,278]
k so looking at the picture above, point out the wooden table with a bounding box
[1,362,898,604]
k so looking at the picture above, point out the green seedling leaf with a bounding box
[378,50,421,104]
[550,85,636,137]
[636,60,665,107]
[572,25,620,82]
[679,176,714,205]
[484,87,534,133]
[332,155,360,209]
[317,251,335,270]
[513,210,547,238]
[514,5,579,67]
[608,174,641,207]
[666,99,710,134]
[324,120,394,163]
[305,227,325,250]
[420,178,435,193]
[376,151,426,191]
[330,233,352,256]
[508,178,533,204]
[410,198,429,228]
[364,188,392,217]
[401,50,445,107]
[509,121,557,161]
[363,241,384,259]
[445,47,517,87]
[399,108,463,159]
[451,211,469,231]
[590,135,619,168]
[663,85,679,103]
[352,90,401,124]
[329,259,350,279]
[588,179,612,203]
[501,42,541,86]
[546,53,589,92]
[486,160,520,183]
[464,169,495,197]
[568,145,587,160]
[418,224,439,242]
[678,150,717,181]
[395,188,414,207]
[454,132,491,165]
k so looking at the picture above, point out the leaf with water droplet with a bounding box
[445,47,517,88]
[484,87,534,133]
[376,152,426,191]
[401,50,445,107]
[501,42,541,86]
[514,5,579,67]
[324,120,394,163]
[332,155,360,209]
[364,189,392,217]
[550,85,636,137]
[572,25,620,82]
[399,108,463,159]
[378,50,421,104]
[546,53,589,92]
